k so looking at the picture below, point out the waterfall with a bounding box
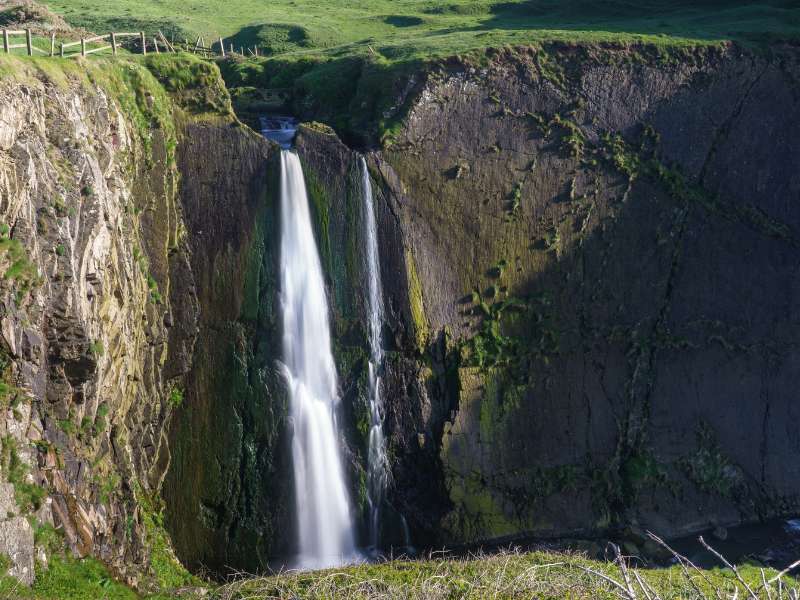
[279,149,357,569]
[360,156,390,551]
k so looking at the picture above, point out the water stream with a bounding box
[278,148,358,569]
[360,156,390,551]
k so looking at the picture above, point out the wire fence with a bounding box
[1,28,262,59]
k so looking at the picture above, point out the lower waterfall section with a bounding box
[278,149,358,569]
[360,156,390,552]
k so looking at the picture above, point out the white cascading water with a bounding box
[279,149,358,569]
[360,156,390,551]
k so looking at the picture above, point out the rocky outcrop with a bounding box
[0,57,198,584]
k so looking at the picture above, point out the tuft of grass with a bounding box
[88,340,104,357]
[167,386,183,408]
[94,403,110,434]
[1,436,46,513]
[0,226,41,303]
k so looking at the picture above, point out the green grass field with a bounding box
[41,0,800,63]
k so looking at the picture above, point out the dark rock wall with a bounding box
[369,44,800,546]
[162,121,296,574]
[162,43,800,572]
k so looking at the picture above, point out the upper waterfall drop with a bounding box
[278,148,358,569]
[360,156,390,551]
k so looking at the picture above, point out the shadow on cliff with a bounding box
[470,0,800,42]
[382,114,800,549]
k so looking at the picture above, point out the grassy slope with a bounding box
[32,1,800,148]
[41,0,800,62]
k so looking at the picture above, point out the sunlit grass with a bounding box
[215,546,800,599]
[42,0,800,64]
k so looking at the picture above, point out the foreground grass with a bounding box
[215,547,800,599]
[0,545,794,599]
[0,556,137,600]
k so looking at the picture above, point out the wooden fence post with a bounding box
[153,37,159,53]
[219,37,225,57]
[25,29,32,56]
[80,37,86,57]
[50,32,55,56]
[3,30,8,54]
[60,42,64,57]
[140,31,146,55]
[229,42,233,54]
[111,32,117,55]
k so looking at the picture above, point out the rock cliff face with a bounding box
[267,43,800,558]
[0,55,265,587]
[0,57,197,584]
[1,40,798,586]
[367,43,800,547]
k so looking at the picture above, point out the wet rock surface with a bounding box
[162,122,292,574]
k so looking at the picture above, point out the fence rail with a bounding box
[2,28,262,59]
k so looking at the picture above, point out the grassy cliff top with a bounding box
[41,0,800,63]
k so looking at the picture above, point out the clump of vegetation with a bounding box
[1,436,46,513]
[463,292,557,372]
[679,422,743,498]
[147,274,163,304]
[94,403,110,434]
[551,113,586,158]
[58,408,77,436]
[88,340,104,358]
[505,182,523,220]
[0,223,41,304]
[464,295,527,369]
[167,386,183,408]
